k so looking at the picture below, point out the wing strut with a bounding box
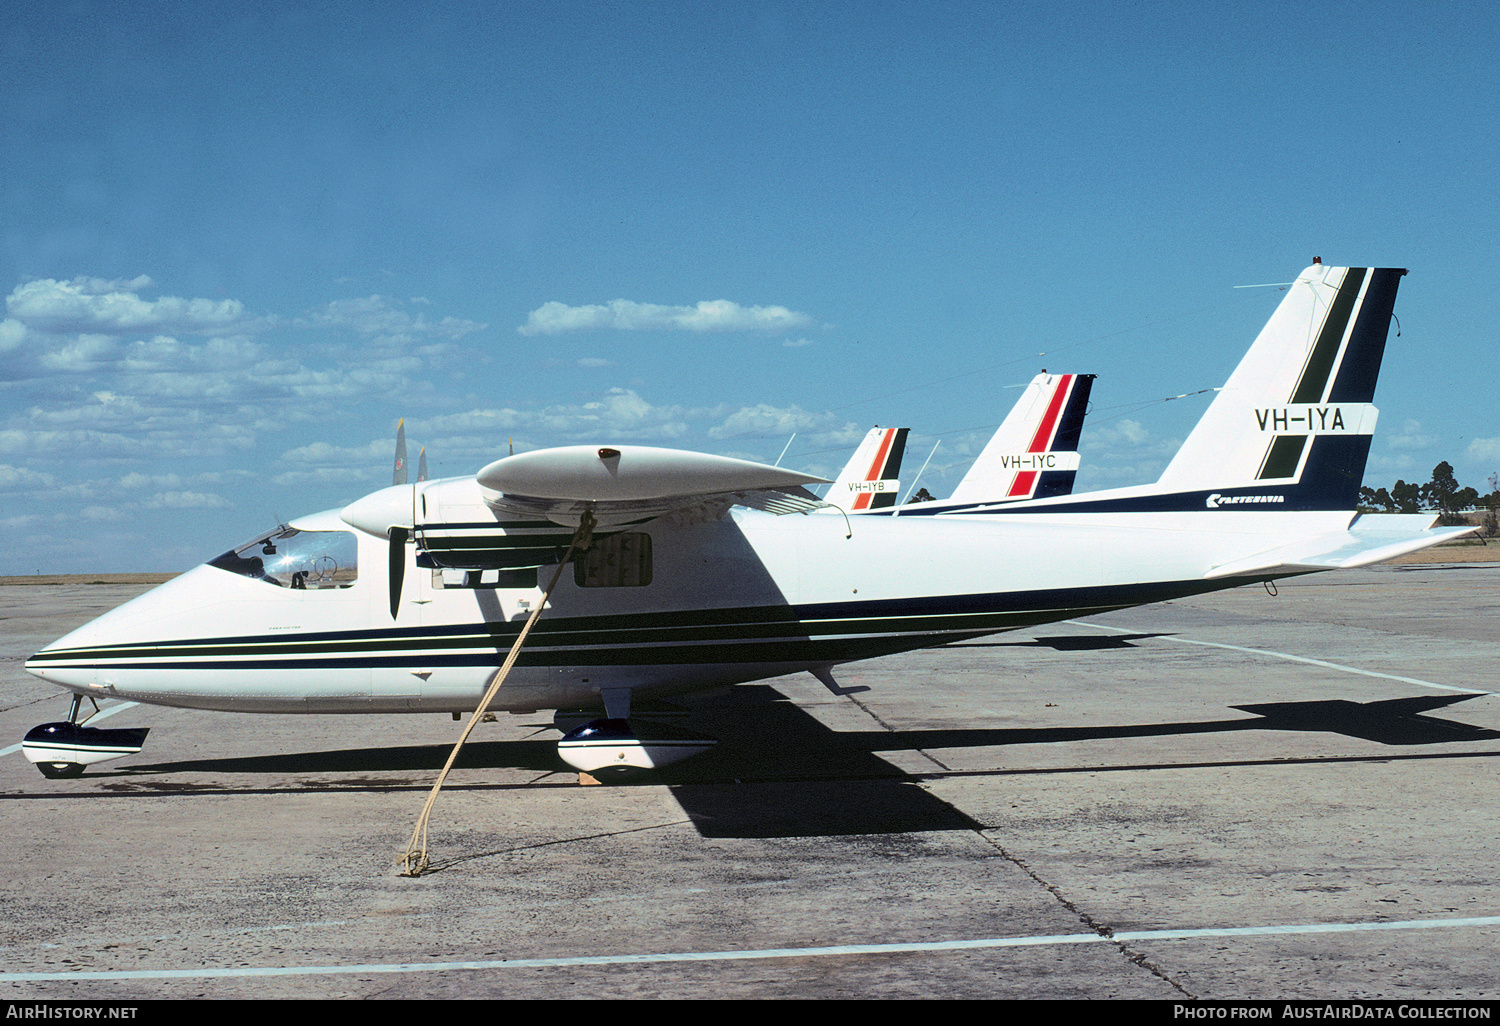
[400,510,597,877]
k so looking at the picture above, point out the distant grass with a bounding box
[0,573,180,585]
[1391,538,1498,562]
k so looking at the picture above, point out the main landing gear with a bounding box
[554,688,715,776]
[22,694,149,780]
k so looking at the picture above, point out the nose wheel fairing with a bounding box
[22,721,150,778]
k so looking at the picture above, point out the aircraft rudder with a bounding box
[1049,373,1095,452]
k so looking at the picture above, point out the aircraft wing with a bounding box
[1205,513,1480,579]
[476,444,830,525]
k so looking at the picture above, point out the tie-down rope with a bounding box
[400,510,596,877]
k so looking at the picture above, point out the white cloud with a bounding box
[0,318,27,351]
[81,505,127,521]
[1365,453,1419,479]
[518,299,814,336]
[280,439,391,464]
[577,357,614,368]
[411,389,693,452]
[707,404,863,448]
[37,333,120,373]
[1083,418,1150,447]
[560,388,688,439]
[69,275,155,294]
[6,277,249,336]
[709,403,824,438]
[272,466,379,487]
[119,472,183,490]
[0,464,58,489]
[305,295,485,345]
[1386,418,1438,450]
[0,273,509,572]
[1466,437,1500,462]
[1072,418,1181,490]
[142,490,231,509]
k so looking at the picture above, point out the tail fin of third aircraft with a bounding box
[826,426,909,511]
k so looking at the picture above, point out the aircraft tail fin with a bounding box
[1150,263,1406,510]
[826,426,909,511]
[946,372,1094,504]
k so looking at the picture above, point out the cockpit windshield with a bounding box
[207,526,358,589]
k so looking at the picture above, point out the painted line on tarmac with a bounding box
[2,915,1497,983]
[0,701,140,759]
[1066,621,1490,695]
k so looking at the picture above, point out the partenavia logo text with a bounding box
[1206,493,1287,509]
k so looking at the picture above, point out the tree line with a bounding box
[1359,462,1500,534]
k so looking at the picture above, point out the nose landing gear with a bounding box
[22,695,149,780]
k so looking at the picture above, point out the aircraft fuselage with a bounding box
[26,491,1342,716]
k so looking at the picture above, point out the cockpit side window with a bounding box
[208,527,358,588]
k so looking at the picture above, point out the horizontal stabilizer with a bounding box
[1205,514,1479,579]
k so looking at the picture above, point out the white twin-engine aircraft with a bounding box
[22,263,1475,779]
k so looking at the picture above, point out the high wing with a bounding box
[343,443,829,540]
[476,444,829,523]
[344,444,828,616]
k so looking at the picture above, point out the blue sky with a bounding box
[3,0,1498,573]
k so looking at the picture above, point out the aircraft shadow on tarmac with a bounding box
[950,633,1171,650]
[100,686,1497,840]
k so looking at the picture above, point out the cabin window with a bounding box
[574,533,652,588]
[207,527,358,588]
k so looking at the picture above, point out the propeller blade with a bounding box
[388,526,409,618]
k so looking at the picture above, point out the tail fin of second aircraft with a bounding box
[826,426,909,511]
[1151,262,1405,509]
[946,372,1094,504]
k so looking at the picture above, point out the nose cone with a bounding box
[24,568,208,687]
